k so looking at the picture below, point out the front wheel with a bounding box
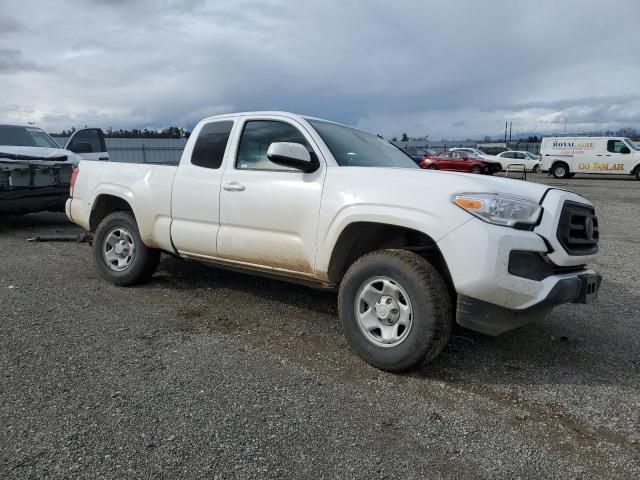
[93,211,160,286]
[532,164,541,174]
[427,164,438,170]
[470,165,482,174]
[338,250,453,372]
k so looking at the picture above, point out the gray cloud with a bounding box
[0,16,26,35]
[0,0,639,138]
[0,49,48,74]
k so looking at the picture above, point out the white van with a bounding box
[540,136,640,179]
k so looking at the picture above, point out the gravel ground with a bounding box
[1,173,639,479]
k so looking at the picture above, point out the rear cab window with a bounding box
[191,121,234,169]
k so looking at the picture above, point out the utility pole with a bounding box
[564,116,567,134]
[509,121,512,142]
[504,122,507,143]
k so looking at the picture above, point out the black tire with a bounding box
[338,249,453,372]
[93,211,160,286]
[636,167,640,181]
[552,162,570,179]
[532,164,541,174]
[427,164,438,170]
[470,165,482,174]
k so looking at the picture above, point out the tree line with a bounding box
[49,126,191,138]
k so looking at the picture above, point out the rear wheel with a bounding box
[338,249,453,372]
[634,167,640,180]
[552,162,570,179]
[427,164,438,170]
[93,211,160,286]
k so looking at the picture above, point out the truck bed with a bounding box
[68,160,178,251]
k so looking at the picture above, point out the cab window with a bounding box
[236,120,310,171]
[607,140,629,154]
[191,121,233,169]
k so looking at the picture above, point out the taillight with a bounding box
[70,165,79,197]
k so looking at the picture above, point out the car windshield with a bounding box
[307,119,418,168]
[525,152,540,159]
[0,125,60,148]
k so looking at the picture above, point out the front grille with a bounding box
[556,201,599,255]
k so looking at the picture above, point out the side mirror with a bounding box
[620,146,630,154]
[267,142,318,172]
[69,141,93,154]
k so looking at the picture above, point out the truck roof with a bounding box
[542,135,626,140]
[198,111,361,132]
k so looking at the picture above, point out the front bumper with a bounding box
[456,272,602,335]
[437,188,601,335]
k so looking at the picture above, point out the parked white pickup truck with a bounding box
[67,112,602,371]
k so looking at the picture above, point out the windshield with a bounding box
[307,120,418,168]
[623,138,639,150]
[525,152,540,159]
[0,125,60,148]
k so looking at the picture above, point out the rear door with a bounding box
[170,119,236,257]
[500,152,515,169]
[65,128,109,161]
[217,116,325,274]
[436,152,454,170]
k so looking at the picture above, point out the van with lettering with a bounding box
[540,136,640,179]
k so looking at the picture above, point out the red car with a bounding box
[419,151,501,175]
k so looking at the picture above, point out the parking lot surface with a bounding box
[1,174,639,479]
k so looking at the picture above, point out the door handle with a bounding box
[223,182,245,192]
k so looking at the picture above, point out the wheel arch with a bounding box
[551,159,570,171]
[325,221,454,293]
[90,193,137,232]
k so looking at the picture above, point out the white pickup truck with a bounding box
[67,112,602,371]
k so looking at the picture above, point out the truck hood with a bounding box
[362,167,552,203]
[0,146,80,163]
[430,169,551,202]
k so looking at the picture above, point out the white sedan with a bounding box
[495,151,541,172]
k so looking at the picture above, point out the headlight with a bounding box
[452,193,542,228]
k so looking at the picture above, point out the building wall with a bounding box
[52,137,187,164]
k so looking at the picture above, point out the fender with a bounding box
[315,203,470,280]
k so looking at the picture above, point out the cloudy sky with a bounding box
[1,0,639,139]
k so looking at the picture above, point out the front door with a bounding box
[217,117,325,275]
[65,128,109,161]
[604,139,632,173]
